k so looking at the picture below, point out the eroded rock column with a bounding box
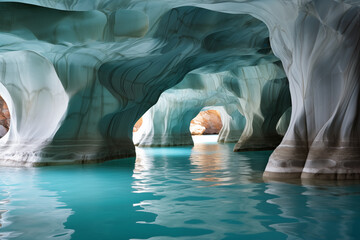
[263,1,360,179]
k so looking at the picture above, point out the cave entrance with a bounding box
[131,108,225,147]
[190,109,223,144]
[131,109,224,137]
[133,117,143,133]
[0,95,10,138]
[190,110,222,136]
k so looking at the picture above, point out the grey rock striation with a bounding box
[134,63,290,150]
[0,0,358,180]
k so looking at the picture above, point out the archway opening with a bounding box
[133,117,143,133]
[0,95,10,138]
[190,109,222,136]
[190,109,223,144]
[128,6,292,150]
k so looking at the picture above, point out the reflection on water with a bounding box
[0,168,74,239]
[133,144,279,239]
[190,144,229,184]
[0,137,360,239]
[189,143,263,185]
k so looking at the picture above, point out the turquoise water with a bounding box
[1,138,360,240]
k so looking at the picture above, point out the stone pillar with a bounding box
[264,1,360,179]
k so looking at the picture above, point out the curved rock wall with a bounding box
[0,51,69,166]
[1,2,277,163]
[217,105,246,143]
[0,0,358,179]
[133,118,143,133]
[261,1,360,179]
[133,71,241,147]
[134,62,290,148]
[230,64,291,151]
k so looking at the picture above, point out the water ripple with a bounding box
[0,138,359,239]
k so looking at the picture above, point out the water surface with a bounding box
[0,136,360,239]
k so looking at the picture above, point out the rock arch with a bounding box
[134,62,290,149]
[0,51,68,166]
[197,0,360,179]
[0,1,357,179]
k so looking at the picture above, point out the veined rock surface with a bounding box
[134,63,290,148]
[133,71,242,147]
[0,0,358,180]
[217,105,246,143]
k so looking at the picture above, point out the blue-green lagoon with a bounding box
[1,136,360,240]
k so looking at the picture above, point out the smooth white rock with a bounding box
[0,1,358,179]
[134,63,289,148]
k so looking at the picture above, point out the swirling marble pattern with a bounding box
[0,0,358,179]
[133,72,243,147]
[134,63,290,150]
[217,105,246,144]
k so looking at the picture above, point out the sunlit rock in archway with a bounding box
[190,110,222,135]
[133,118,143,133]
[0,96,10,138]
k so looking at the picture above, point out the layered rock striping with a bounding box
[134,63,290,149]
[0,0,358,179]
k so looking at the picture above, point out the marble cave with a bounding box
[0,1,360,239]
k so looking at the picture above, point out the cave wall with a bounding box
[134,63,290,149]
[259,1,360,179]
[132,72,241,147]
[0,0,358,179]
[217,105,246,144]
